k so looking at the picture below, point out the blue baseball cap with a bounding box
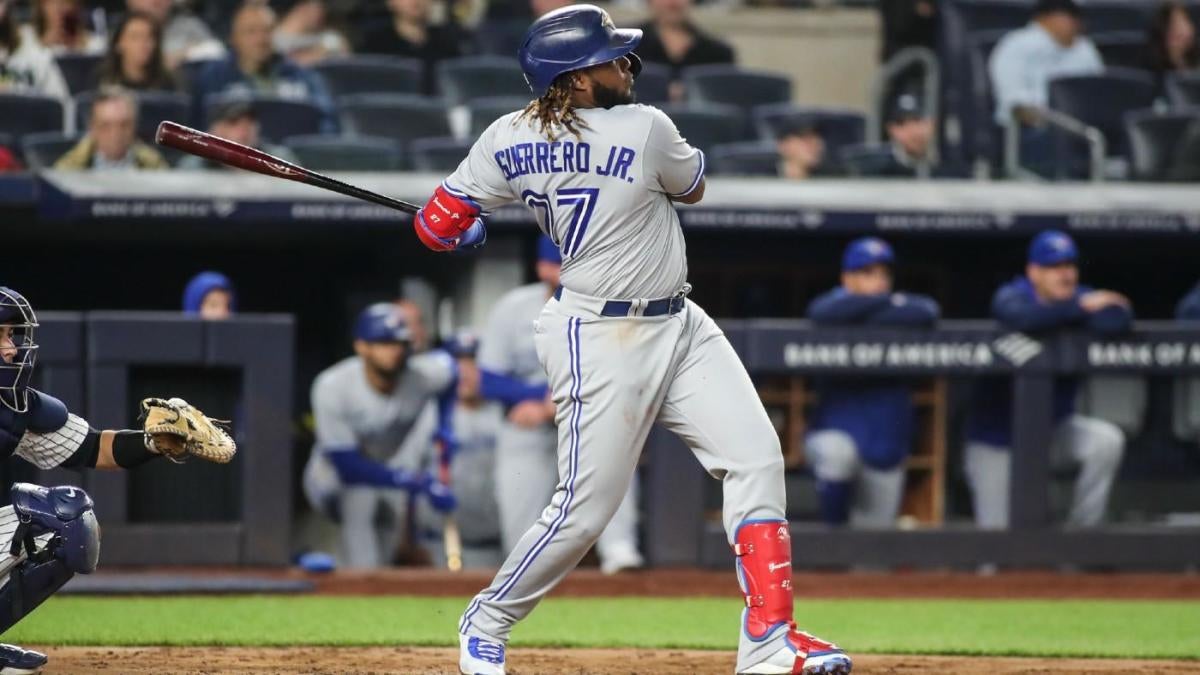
[443,331,479,358]
[842,237,895,271]
[537,235,562,264]
[1028,230,1078,266]
[354,303,411,343]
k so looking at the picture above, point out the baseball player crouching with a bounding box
[0,287,236,674]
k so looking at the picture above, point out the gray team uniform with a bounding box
[447,104,792,671]
[415,400,506,569]
[480,282,642,566]
[304,351,454,568]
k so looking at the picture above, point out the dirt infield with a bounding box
[36,646,1200,674]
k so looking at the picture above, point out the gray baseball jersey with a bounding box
[303,351,455,508]
[478,282,550,385]
[414,400,504,544]
[445,104,704,299]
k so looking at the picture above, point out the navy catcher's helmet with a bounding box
[519,4,643,97]
[354,303,411,344]
[0,287,38,413]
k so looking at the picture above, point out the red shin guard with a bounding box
[733,520,795,640]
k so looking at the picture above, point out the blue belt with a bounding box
[553,287,686,317]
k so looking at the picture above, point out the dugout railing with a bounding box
[642,321,1200,570]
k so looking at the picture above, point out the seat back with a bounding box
[313,56,423,99]
[409,136,474,172]
[339,94,452,147]
[20,132,83,170]
[1048,69,1157,175]
[657,103,748,155]
[753,104,866,158]
[205,94,326,143]
[1124,109,1200,180]
[54,53,103,96]
[467,96,529,138]
[284,134,402,171]
[634,62,672,105]
[1167,71,1200,107]
[437,56,529,107]
[683,64,792,114]
[840,143,898,177]
[0,94,64,137]
[708,142,779,176]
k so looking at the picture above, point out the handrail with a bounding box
[1003,107,1107,182]
[867,46,940,166]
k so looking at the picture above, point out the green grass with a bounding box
[6,596,1199,660]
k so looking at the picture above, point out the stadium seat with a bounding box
[284,134,402,171]
[409,136,473,172]
[313,56,423,100]
[20,132,82,170]
[437,56,529,107]
[177,59,221,90]
[1167,71,1200,107]
[1082,1,1156,34]
[964,29,1008,168]
[473,18,528,57]
[0,94,64,137]
[468,96,528,137]
[634,62,671,105]
[752,104,866,157]
[708,142,779,176]
[76,91,190,145]
[1125,109,1200,181]
[205,94,325,143]
[1048,69,1157,176]
[1093,32,1150,70]
[54,53,102,96]
[339,94,452,147]
[657,103,747,155]
[839,143,897,177]
[683,64,792,114]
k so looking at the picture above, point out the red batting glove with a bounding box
[414,184,482,252]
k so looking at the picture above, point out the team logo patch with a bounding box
[600,10,615,30]
[468,637,505,664]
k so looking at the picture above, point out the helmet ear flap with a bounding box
[627,52,643,79]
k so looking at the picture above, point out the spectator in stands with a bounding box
[965,230,1129,530]
[417,333,504,569]
[356,0,463,95]
[272,0,348,66]
[1145,1,1198,94]
[989,0,1102,174]
[850,93,942,179]
[177,99,298,169]
[182,271,237,319]
[879,0,937,62]
[303,302,456,568]
[805,238,939,528]
[54,87,169,169]
[23,0,105,54]
[124,0,225,69]
[97,12,177,91]
[776,118,836,180]
[0,0,71,103]
[634,0,734,100]
[1178,281,1200,319]
[192,1,334,130]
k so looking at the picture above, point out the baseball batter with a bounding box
[480,236,643,574]
[303,303,457,568]
[410,6,851,674]
[0,286,235,674]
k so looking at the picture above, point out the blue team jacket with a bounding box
[967,277,1133,447]
[806,288,940,470]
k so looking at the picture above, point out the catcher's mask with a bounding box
[0,287,38,414]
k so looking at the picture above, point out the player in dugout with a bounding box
[804,237,940,528]
[965,230,1130,529]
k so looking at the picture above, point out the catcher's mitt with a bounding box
[140,397,237,464]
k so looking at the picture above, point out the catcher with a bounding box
[0,286,235,674]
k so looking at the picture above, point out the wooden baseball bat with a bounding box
[154,121,421,214]
[437,438,464,572]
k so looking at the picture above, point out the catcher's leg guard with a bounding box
[0,484,100,634]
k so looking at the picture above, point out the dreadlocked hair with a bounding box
[519,72,591,142]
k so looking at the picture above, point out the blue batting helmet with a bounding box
[0,287,38,413]
[354,303,411,344]
[442,331,480,358]
[518,4,643,97]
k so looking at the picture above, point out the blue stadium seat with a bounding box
[338,94,452,148]
[839,143,897,177]
[473,19,527,57]
[284,134,402,171]
[634,62,671,105]
[20,132,82,170]
[752,104,866,158]
[205,94,325,143]
[1082,2,1156,34]
[54,53,102,96]
[1124,109,1200,181]
[468,96,528,137]
[0,94,64,137]
[1048,68,1157,174]
[683,64,792,114]
[1093,31,1150,70]
[708,142,779,177]
[437,56,529,107]
[313,56,423,100]
[76,90,190,145]
[410,136,473,172]
[1167,71,1200,107]
[657,103,748,155]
